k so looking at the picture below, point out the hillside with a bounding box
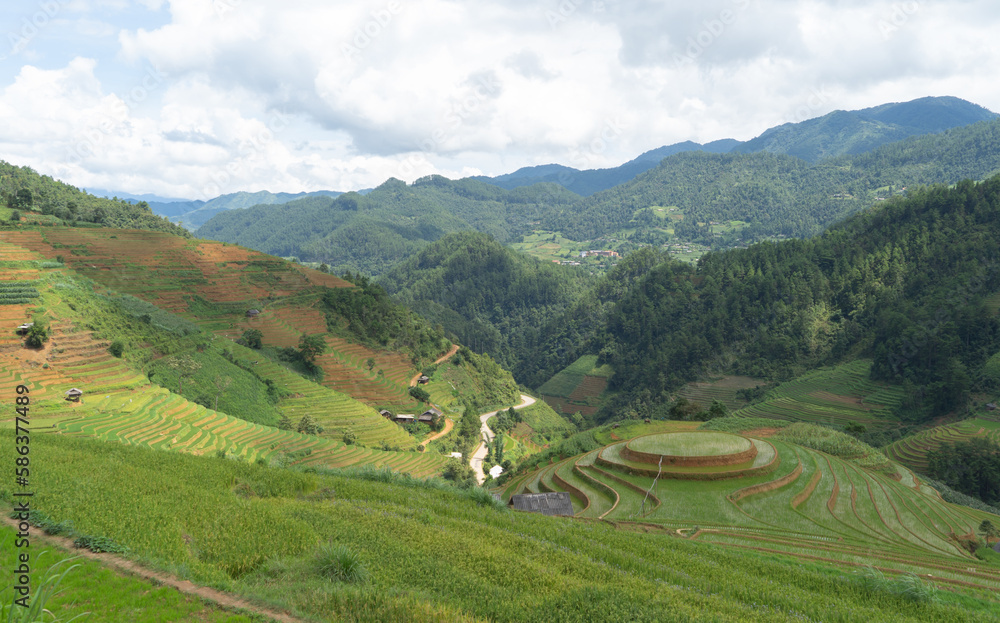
[532,176,1000,428]
[1,160,189,235]
[554,118,1000,242]
[196,177,579,275]
[149,189,344,230]
[0,223,522,462]
[379,231,597,374]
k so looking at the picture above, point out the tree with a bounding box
[298,334,326,364]
[166,355,201,394]
[276,414,293,430]
[707,400,728,420]
[297,415,321,435]
[9,210,21,223]
[980,519,1000,541]
[214,375,233,411]
[108,339,125,358]
[241,329,263,349]
[342,428,357,445]
[24,320,48,349]
[409,386,430,402]
[366,357,376,371]
[13,188,32,210]
[318,263,330,273]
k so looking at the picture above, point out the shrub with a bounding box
[108,339,125,358]
[342,428,358,445]
[313,543,369,583]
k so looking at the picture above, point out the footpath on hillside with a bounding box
[408,344,460,387]
[470,394,537,484]
[1,516,303,623]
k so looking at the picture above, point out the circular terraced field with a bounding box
[623,431,757,467]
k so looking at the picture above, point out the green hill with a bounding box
[196,177,579,276]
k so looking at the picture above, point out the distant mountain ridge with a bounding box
[731,95,998,161]
[474,96,997,196]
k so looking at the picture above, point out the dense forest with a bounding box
[0,161,189,235]
[378,232,597,373]
[588,177,1000,422]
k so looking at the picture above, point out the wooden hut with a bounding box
[417,375,430,384]
[64,388,83,402]
[395,414,415,423]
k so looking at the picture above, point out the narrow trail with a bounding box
[2,517,304,623]
[409,344,460,387]
[470,394,537,484]
[422,416,455,446]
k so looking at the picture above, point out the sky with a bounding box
[0,0,998,200]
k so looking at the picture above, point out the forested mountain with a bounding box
[554,118,1000,242]
[0,160,189,235]
[378,231,598,374]
[473,139,739,196]
[197,176,579,275]
[149,189,344,229]
[581,177,1000,422]
[732,95,997,161]
[476,96,994,196]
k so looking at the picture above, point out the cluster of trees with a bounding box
[926,438,1000,504]
[1,161,189,235]
[322,273,449,367]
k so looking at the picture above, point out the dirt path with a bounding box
[2,517,304,623]
[408,344,461,387]
[470,394,537,484]
[421,416,454,446]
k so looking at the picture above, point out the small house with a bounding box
[245,309,260,318]
[508,492,574,517]
[64,388,83,401]
[395,414,415,423]
[379,409,393,419]
[986,403,998,411]
[449,452,462,459]
[15,322,33,335]
[419,407,442,423]
[417,375,430,385]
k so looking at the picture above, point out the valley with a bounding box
[3,95,1000,621]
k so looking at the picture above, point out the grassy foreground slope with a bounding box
[3,431,999,623]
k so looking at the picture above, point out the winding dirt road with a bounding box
[470,394,536,484]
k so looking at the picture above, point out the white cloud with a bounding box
[0,0,998,198]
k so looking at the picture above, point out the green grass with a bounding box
[628,431,752,457]
[0,528,262,622]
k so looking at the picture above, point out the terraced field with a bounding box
[502,422,1000,593]
[537,354,612,417]
[0,229,426,410]
[886,417,1000,472]
[676,375,765,412]
[732,360,905,430]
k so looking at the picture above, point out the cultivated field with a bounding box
[502,421,1000,595]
